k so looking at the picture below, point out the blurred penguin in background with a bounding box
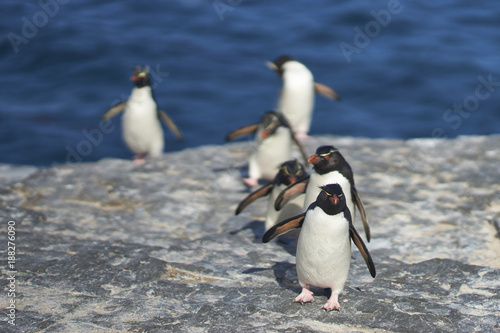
[267,55,340,140]
[226,111,308,187]
[102,66,182,164]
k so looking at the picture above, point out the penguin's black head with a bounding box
[260,111,286,139]
[317,183,347,215]
[275,159,307,186]
[130,66,151,88]
[308,145,344,174]
[270,55,295,76]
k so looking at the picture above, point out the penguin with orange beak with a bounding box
[235,159,308,235]
[226,111,307,187]
[274,145,371,242]
[263,183,376,311]
[267,55,340,140]
[102,66,182,164]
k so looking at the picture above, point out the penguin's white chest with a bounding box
[296,207,351,293]
[122,87,164,156]
[265,185,305,231]
[304,171,354,216]
[249,127,292,180]
[278,63,315,134]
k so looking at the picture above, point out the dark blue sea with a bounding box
[1,0,499,166]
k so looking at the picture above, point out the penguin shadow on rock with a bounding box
[244,260,368,311]
[230,160,309,255]
[229,219,298,257]
[241,259,331,303]
[225,111,308,188]
[228,218,266,243]
[242,260,304,292]
[102,66,183,164]
[273,261,330,299]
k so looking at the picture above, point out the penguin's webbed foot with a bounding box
[294,288,314,304]
[133,154,146,165]
[242,177,259,187]
[294,132,311,140]
[322,294,340,312]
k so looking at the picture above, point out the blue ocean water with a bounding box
[1,0,499,166]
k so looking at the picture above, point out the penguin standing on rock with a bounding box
[102,66,182,164]
[267,55,340,140]
[263,183,376,311]
[235,159,308,234]
[226,111,308,187]
[275,145,371,242]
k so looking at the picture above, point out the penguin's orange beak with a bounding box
[261,129,270,139]
[330,194,339,206]
[289,176,296,184]
[130,75,138,82]
[308,154,321,164]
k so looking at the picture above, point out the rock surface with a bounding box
[1,135,499,332]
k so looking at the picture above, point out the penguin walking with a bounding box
[102,66,182,164]
[275,145,371,242]
[226,111,308,187]
[263,183,376,311]
[267,55,340,140]
[235,159,308,234]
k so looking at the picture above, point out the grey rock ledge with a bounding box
[1,135,499,332]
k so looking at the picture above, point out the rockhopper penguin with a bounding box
[226,111,308,187]
[235,159,308,235]
[267,55,340,140]
[274,145,371,242]
[102,66,182,164]
[263,183,376,311]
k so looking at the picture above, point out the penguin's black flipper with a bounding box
[225,124,259,142]
[352,187,370,242]
[235,183,274,215]
[274,176,309,211]
[349,224,376,278]
[262,212,305,243]
[102,102,127,121]
[158,110,183,140]
[314,82,340,101]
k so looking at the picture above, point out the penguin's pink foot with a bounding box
[133,154,146,165]
[295,132,311,140]
[322,294,340,311]
[242,177,259,187]
[294,288,314,304]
